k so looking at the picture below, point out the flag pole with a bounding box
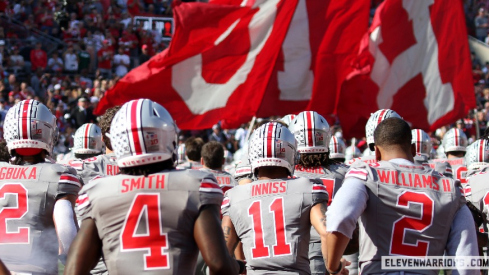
[246,116,257,141]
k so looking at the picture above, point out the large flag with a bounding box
[337,0,475,138]
[95,0,369,129]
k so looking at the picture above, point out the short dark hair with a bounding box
[0,140,10,162]
[297,152,339,169]
[201,141,224,170]
[185,137,204,162]
[100,106,121,151]
[374,118,412,151]
[74,153,100,160]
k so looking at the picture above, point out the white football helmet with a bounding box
[365,109,401,150]
[110,99,177,168]
[234,146,252,180]
[443,128,467,153]
[4,99,58,155]
[288,111,330,154]
[465,139,489,171]
[73,123,104,155]
[249,122,297,175]
[280,114,296,127]
[329,136,346,160]
[345,145,361,161]
[411,129,432,158]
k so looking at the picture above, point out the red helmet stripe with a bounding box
[479,140,484,162]
[20,100,32,139]
[129,100,145,155]
[84,124,91,149]
[306,111,314,147]
[377,109,387,125]
[454,129,459,146]
[266,123,275,158]
[416,130,421,154]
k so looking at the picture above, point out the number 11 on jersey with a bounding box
[248,197,291,259]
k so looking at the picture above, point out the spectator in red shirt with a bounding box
[30,42,47,71]
[97,40,113,78]
[127,0,144,16]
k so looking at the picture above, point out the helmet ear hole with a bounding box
[153,109,159,117]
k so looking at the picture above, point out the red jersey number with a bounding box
[121,193,169,270]
[390,191,434,257]
[0,183,29,244]
[248,197,291,259]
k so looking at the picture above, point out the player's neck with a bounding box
[106,148,114,154]
[256,167,289,180]
[203,165,222,172]
[377,149,414,163]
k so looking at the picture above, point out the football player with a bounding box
[431,128,468,185]
[329,136,346,163]
[412,129,453,178]
[200,141,237,193]
[463,139,489,253]
[0,260,9,275]
[279,114,296,126]
[347,109,401,165]
[221,122,348,274]
[64,99,241,275]
[176,137,204,169]
[71,108,121,275]
[289,111,354,275]
[326,118,478,274]
[0,99,81,274]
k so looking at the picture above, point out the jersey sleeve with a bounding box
[57,166,82,198]
[221,194,231,216]
[199,174,224,207]
[311,178,329,205]
[79,161,104,184]
[76,182,96,220]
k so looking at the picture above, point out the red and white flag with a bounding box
[95,0,370,129]
[338,0,475,138]
[95,0,298,129]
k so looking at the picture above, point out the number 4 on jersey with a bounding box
[248,198,291,259]
[121,193,169,270]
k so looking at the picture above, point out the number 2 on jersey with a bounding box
[0,183,29,244]
[390,191,434,256]
[248,197,291,259]
[121,193,169,270]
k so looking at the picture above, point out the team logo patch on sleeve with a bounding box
[345,168,368,180]
[59,173,82,188]
[200,181,223,194]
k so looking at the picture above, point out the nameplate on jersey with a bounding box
[106,164,119,176]
[251,181,287,197]
[375,170,452,192]
[216,176,232,186]
[432,158,464,166]
[0,167,37,180]
[121,174,166,193]
[294,166,325,174]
